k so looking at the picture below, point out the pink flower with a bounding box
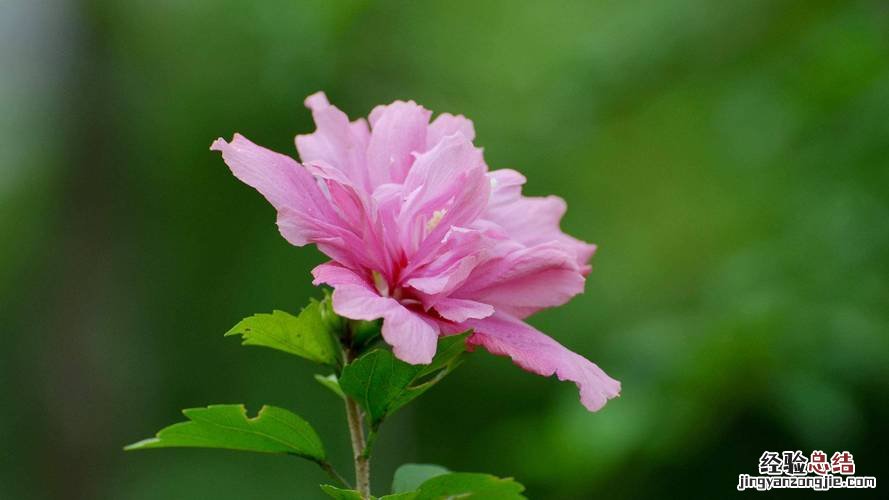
[212,92,620,411]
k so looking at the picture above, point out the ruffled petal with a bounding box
[484,169,596,273]
[296,91,370,190]
[432,298,494,322]
[405,253,481,296]
[454,241,585,319]
[399,133,490,261]
[211,134,342,246]
[304,160,368,224]
[314,262,439,364]
[303,160,395,275]
[464,313,620,412]
[366,100,432,186]
[312,262,368,288]
[427,113,475,149]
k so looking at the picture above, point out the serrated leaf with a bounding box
[339,334,469,427]
[414,472,525,499]
[321,485,413,500]
[124,404,325,462]
[320,485,369,500]
[392,464,450,493]
[225,300,340,365]
[315,373,345,399]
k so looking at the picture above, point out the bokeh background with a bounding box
[2,0,888,498]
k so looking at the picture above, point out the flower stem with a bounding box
[345,394,371,497]
[342,325,372,498]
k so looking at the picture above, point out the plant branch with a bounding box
[345,394,371,497]
[343,335,371,498]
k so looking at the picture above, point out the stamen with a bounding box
[426,209,447,232]
[372,270,389,297]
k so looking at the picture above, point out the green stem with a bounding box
[342,331,371,498]
[345,394,371,498]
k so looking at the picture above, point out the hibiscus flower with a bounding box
[212,92,620,411]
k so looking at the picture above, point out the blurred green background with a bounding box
[2,0,888,498]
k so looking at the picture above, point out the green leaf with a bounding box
[319,486,414,500]
[413,472,526,499]
[315,373,346,399]
[225,299,340,365]
[320,485,368,500]
[392,464,450,493]
[339,333,469,427]
[416,333,469,378]
[124,404,325,462]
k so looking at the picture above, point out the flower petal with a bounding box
[427,113,475,149]
[454,241,586,319]
[366,100,432,186]
[464,313,620,412]
[296,91,370,190]
[381,304,439,364]
[332,284,396,320]
[433,298,494,323]
[405,253,481,296]
[312,262,368,288]
[485,169,596,273]
[211,134,341,246]
[315,263,439,365]
[399,133,490,260]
